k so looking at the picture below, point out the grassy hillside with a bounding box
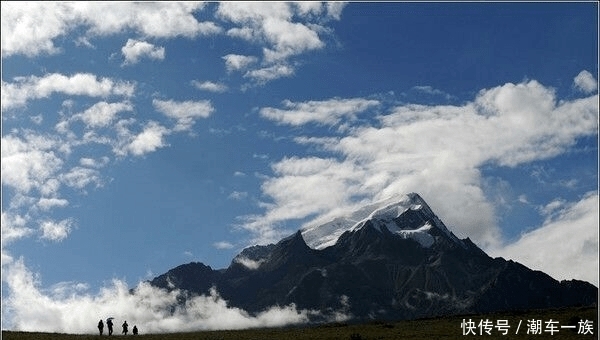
[3,306,597,340]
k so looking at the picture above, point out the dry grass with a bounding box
[3,306,597,340]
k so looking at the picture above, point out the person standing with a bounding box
[106,318,114,336]
[122,320,129,335]
[97,319,104,335]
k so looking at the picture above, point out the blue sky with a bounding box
[1,2,598,333]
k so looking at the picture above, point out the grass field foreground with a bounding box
[3,306,597,340]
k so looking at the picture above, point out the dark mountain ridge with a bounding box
[149,193,597,322]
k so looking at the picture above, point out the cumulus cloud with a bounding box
[153,99,214,132]
[490,192,598,286]
[1,73,135,110]
[223,54,257,72]
[123,122,169,156]
[1,259,329,333]
[121,39,165,66]
[573,70,598,94]
[1,134,64,195]
[1,2,220,58]
[2,2,343,86]
[246,77,598,253]
[216,2,345,83]
[39,219,74,242]
[70,101,134,129]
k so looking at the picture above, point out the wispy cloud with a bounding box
[213,241,235,250]
[260,98,380,127]
[228,191,248,201]
[192,80,228,93]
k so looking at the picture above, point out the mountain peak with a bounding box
[302,192,465,250]
[151,191,598,323]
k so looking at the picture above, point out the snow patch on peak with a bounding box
[302,193,428,249]
[368,202,410,222]
[393,222,435,248]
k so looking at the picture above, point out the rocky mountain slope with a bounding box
[149,193,597,321]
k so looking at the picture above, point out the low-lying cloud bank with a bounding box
[2,258,348,334]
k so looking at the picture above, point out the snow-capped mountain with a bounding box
[149,193,597,322]
[301,192,463,249]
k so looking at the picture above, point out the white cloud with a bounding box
[410,85,453,100]
[260,98,380,126]
[1,2,220,58]
[217,2,326,62]
[2,259,322,333]
[71,101,134,128]
[61,166,102,189]
[39,219,74,242]
[121,39,165,66]
[79,156,110,169]
[192,80,228,93]
[1,134,64,194]
[82,2,221,38]
[247,79,598,253]
[213,241,235,250]
[1,2,77,57]
[222,54,258,72]
[153,99,214,132]
[2,73,135,110]
[216,2,344,83]
[325,2,347,20]
[260,18,324,63]
[490,192,598,286]
[2,2,342,87]
[30,114,43,125]
[234,257,264,270]
[124,122,169,156]
[244,64,294,83]
[573,70,598,94]
[1,212,34,246]
[293,2,326,17]
[37,198,69,211]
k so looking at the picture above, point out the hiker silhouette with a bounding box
[97,319,104,335]
[122,321,129,335]
[106,318,114,335]
[132,325,138,335]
